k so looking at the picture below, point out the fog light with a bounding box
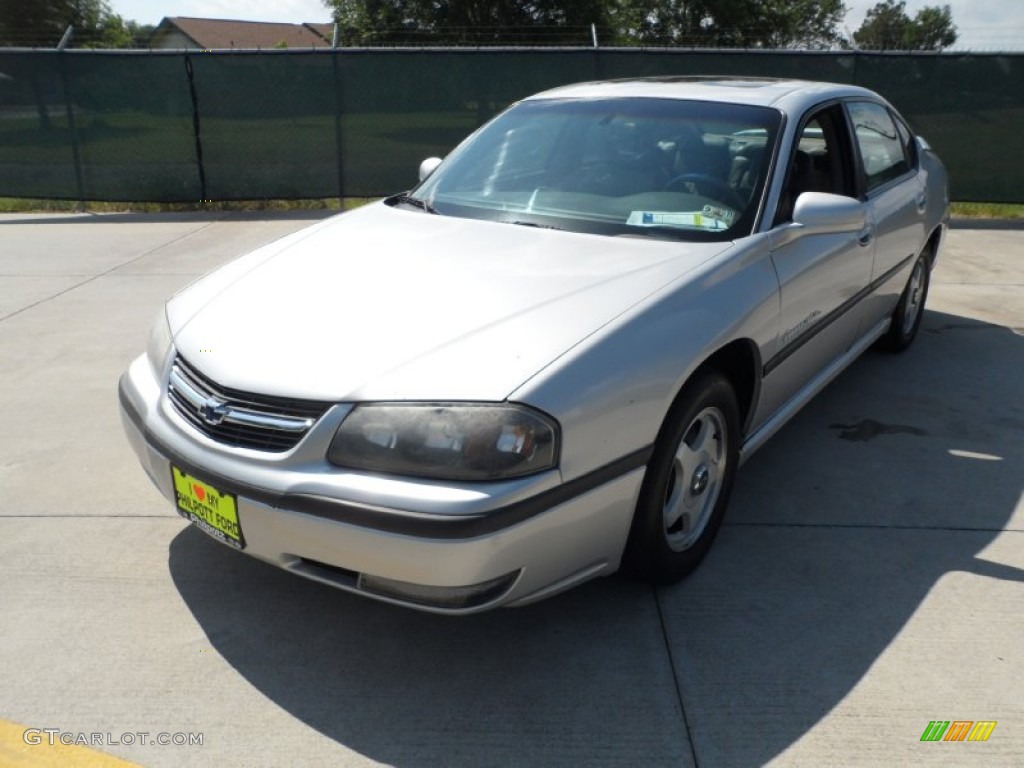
[358,570,520,610]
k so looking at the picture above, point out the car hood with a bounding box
[169,203,730,402]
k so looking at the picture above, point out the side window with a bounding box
[775,105,854,225]
[848,101,911,192]
[892,113,918,169]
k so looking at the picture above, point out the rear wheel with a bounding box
[877,248,931,353]
[622,369,740,584]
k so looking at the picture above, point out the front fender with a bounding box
[512,238,780,482]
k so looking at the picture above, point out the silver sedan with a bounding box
[119,77,949,613]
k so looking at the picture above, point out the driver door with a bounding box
[758,103,875,420]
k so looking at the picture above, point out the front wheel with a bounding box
[621,369,740,584]
[877,248,931,353]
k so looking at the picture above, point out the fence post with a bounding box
[57,29,87,210]
[331,50,345,203]
[184,54,208,204]
[592,41,605,82]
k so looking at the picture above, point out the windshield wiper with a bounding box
[391,192,439,214]
[508,220,565,230]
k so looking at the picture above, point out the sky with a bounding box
[109,0,1024,51]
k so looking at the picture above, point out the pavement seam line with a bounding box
[725,521,1022,532]
[0,217,226,324]
[653,584,700,768]
[0,514,177,519]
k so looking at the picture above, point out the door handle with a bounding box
[858,226,874,247]
[916,194,928,212]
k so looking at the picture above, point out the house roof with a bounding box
[153,17,334,49]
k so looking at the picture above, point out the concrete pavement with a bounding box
[1,211,1021,767]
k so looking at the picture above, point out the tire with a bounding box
[622,369,741,584]
[877,248,931,353]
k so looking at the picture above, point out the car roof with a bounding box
[524,77,882,113]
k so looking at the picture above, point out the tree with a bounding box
[328,0,611,45]
[0,0,142,48]
[125,21,157,48]
[853,0,957,50]
[325,0,848,48]
[755,0,849,48]
[904,4,957,49]
[613,0,847,48]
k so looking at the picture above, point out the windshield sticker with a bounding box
[626,210,731,231]
[702,205,736,225]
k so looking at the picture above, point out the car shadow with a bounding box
[168,528,692,765]
[657,310,1024,763]
[168,309,1023,765]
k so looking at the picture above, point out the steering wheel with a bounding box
[663,173,746,211]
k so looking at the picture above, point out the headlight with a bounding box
[328,403,559,481]
[146,308,173,376]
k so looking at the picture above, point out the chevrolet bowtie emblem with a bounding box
[198,396,230,426]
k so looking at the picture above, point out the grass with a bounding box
[949,202,1024,219]
[0,197,375,213]
[2,198,1021,218]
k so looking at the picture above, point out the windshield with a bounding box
[406,97,782,241]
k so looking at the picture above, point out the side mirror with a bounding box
[772,192,866,249]
[792,192,866,233]
[418,157,442,182]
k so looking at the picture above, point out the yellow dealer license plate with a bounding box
[172,466,245,550]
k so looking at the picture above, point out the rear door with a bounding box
[845,100,927,327]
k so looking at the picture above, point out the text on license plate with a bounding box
[171,465,245,549]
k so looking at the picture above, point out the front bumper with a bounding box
[119,354,648,613]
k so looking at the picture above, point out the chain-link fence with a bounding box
[0,48,1020,203]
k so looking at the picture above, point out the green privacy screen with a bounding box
[0,51,197,200]
[0,48,1021,202]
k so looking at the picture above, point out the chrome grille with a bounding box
[167,355,332,452]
